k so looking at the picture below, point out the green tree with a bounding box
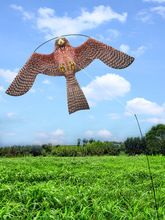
[42,143,52,155]
[89,138,95,144]
[77,138,81,146]
[0,146,12,157]
[124,137,146,156]
[22,145,32,156]
[82,138,88,146]
[145,124,165,155]
[31,145,42,156]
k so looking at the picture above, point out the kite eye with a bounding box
[58,38,64,45]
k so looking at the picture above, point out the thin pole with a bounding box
[134,114,159,220]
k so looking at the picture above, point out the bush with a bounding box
[51,145,78,157]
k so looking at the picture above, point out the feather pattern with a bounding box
[74,38,134,72]
[6,52,62,96]
[6,37,134,114]
[66,75,89,114]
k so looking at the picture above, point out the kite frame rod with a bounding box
[34,34,90,52]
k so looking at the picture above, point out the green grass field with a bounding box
[0,155,164,219]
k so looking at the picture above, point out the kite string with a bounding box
[65,54,160,220]
[80,66,134,115]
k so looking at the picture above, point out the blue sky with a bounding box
[0,0,165,146]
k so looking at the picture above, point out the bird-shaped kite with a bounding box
[6,37,134,114]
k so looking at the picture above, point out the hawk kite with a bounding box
[6,37,134,114]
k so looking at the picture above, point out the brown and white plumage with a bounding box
[6,37,134,114]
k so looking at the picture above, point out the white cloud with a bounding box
[98,29,120,42]
[33,129,65,145]
[126,98,165,115]
[79,6,127,24]
[120,44,147,57]
[141,117,165,124]
[33,139,64,145]
[120,44,130,53]
[0,94,3,102]
[87,100,97,107]
[33,132,48,138]
[34,129,64,138]
[7,112,17,119]
[0,87,5,102]
[144,0,165,3]
[107,29,120,38]
[11,4,23,11]
[85,130,94,137]
[132,46,147,57]
[109,113,120,120]
[36,6,127,38]
[137,6,165,23]
[89,115,95,119]
[137,9,153,23]
[97,129,112,139]
[0,86,5,92]
[42,79,51,84]
[82,73,130,103]
[29,89,36,93]
[6,112,26,122]
[33,140,44,145]
[51,129,64,136]
[47,139,64,145]
[151,6,165,18]
[5,133,16,136]
[47,96,54,100]
[10,4,34,20]
[0,68,18,83]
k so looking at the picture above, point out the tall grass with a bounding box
[0,155,164,219]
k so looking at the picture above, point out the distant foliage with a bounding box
[145,124,165,155]
[0,124,164,157]
[89,138,95,144]
[51,141,122,157]
[124,124,165,156]
[85,141,122,156]
[82,138,88,146]
[0,141,122,158]
[77,138,81,147]
[124,137,146,156]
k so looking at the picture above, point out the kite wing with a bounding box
[6,52,61,96]
[74,38,134,72]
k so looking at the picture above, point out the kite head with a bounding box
[55,37,70,49]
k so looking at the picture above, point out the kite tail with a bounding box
[66,74,89,114]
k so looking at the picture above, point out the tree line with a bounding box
[0,124,164,157]
[0,141,123,157]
